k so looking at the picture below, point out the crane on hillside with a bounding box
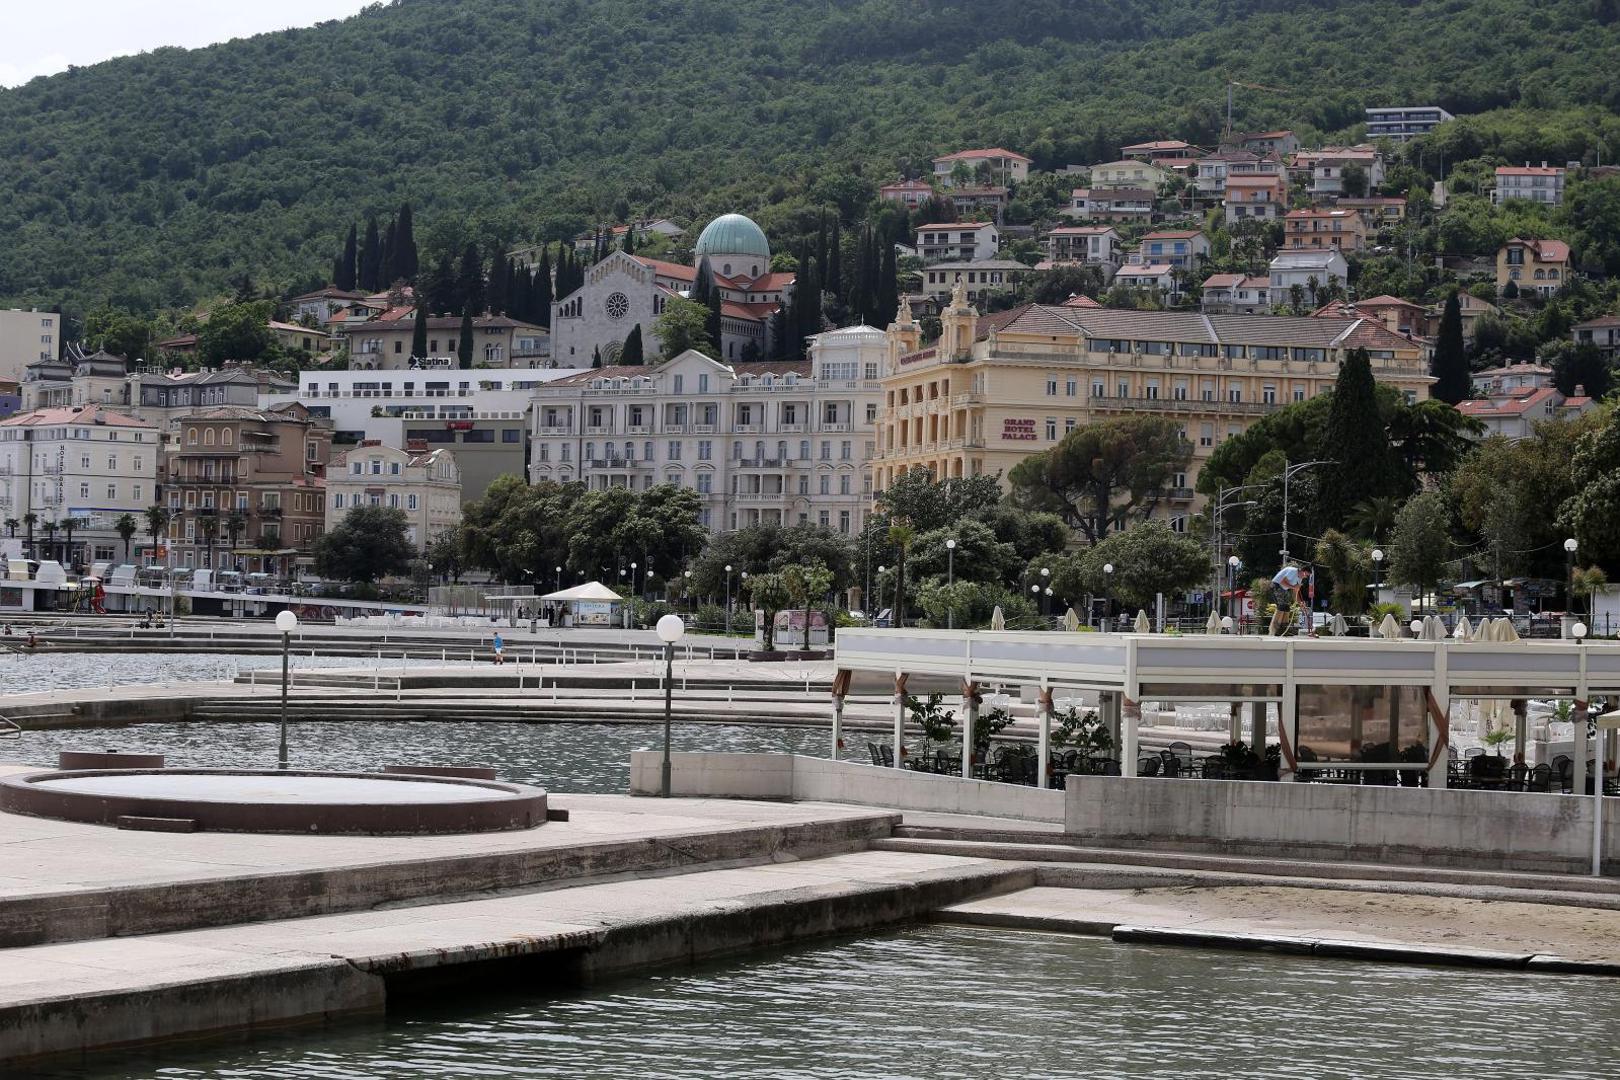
[1222,78,1289,147]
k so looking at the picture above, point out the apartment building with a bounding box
[879,179,935,209]
[1121,139,1199,164]
[340,312,550,369]
[1200,275,1272,315]
[915,222,1000,264]
[874,286,1428,521]
[1067,188,1156,222]
[1295,146,1385,196]
[1269,250,1350,305]
[919,261,1029,302]
[1283,208,1368,252]
[1134,230,1210,270]
[1223,174,1289,223]
[1089,160,1173,190]
[1574,315,1620,361]
[161,405,331,575]
[0,404,160,568]
[0,310,60,383]
[1365,106,1455,142]
[326,441,462,551]
[1493,164,1567,207]
[24,349,294,425]
[528,328,884,535]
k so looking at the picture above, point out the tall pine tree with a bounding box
[876,241,898,327]
[410,303,429,361]
[621,324,644,365]
[359,216,382,292]
[456,308,475,369]
[535,248,554,328]
[488,251,510,315]
[457,243,484,315]
[825,218,842,300]
[1430,292,1469,404]
[380,220,396,288]
[392,202,419,282]
[1322,348,1406,530]
[622,226,636,254]
[336,224,357,290]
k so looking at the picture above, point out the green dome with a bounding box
[694,213,770,262]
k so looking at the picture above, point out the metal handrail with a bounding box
[0,715,20,740]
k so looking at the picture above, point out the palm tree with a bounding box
[61,516,86,571]
[199,513,219,569]
[888,522,915,627]
[1572,566,1609,622]
[115,514,138,563]
[144,506,169,565]
[224,512,245,570]
[21,513,37,559]
[1347,496,1401,544]
[3,518,15,540]
[41,520,59,563]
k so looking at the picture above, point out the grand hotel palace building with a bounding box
[875,283,1431,529]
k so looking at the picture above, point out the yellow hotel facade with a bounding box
[876,285,1431,523]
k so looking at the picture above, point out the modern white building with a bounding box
[1268,250,1349,307]
[918,260,1029,302]
[0,404,161,567]
[1492,164,1567,207]
[528,326,885,534]
[0,310,61,384]
[915,223,1001,264]
[1365,105,1455,142]
[326,441,462,551]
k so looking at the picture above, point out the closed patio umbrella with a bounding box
[1064,607,1081,632]
[1471,617,1491,642]
[1331,613,1348,637]
[1424,615,1446,640]
[1206,611,1222,634]
[990,606,1005,631]
[1454,615,1473,639]
[1378,612,1402,640]
[1497,617,1520,643]
[1133,610,1152,634]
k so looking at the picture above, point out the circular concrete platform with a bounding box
[0,768,547,834]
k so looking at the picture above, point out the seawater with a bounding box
[19,925,1618,1079]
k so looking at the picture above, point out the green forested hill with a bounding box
[2,0,1619,315]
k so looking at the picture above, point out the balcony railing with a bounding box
[735,458,784,469]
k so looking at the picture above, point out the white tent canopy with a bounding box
[542,581,624,602]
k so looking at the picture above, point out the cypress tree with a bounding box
[380,220,396,288]
[336,224,358,290]
[535,248,554,328]
[826,218,842,300]
[332,253,345,290]
[622,226,636,254]
[876,241,898,327]
[1322,348,1405,529]
[592,345,603,369]
[393,202,419,282]
[488,251,509,316]
[791,257,821,358]
[457,243,484,314]
[621,324,644,365]
[410,303,429,361]
[457,307,475,369]
[1430,292,1469,404]
[426,252,455,314]
[359,216,381,292]
[706,286,724,358]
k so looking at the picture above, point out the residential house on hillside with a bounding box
[341,312,549,370]
[1295,146,1385,197]
[1574,315,1620,361]
[268,321,330,355]
[1047,226,1122,268]
[1068,188,1156,222]
[1134,230,1209,270]
[1112,264,1181,299]
[1497,238,1570,297]
[1493,164,1567,206]
[1121,139,1198,163]
[1224,173,1289,223]
[1335,197,1407,230]
[288,287,368,327]
[1284,208,1367,252]
[1195,151,1282,201]
[1089,160,1172,191]
[933,148,1030,188]
[947,186,1009,222]
[1268,250,1349,307]
[1457,381,1594,441]
[1200,274,1272,315]
[1238,130,1300,157]
[1432,291,1501,342]
[915,222,1000,264]
[1341,295,1427,338]
[568,219,684,254]
[919,261,1029,303]
[879,178,935,209]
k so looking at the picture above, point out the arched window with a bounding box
[186,427,198,446]
[222,428,233,445]
[203,428,215,446]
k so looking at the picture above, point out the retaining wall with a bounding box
[629,751,1065,823]
[1064,774,1618,875]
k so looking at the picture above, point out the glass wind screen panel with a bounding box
[1296,684,1427,764]
[1136,646,1287,675]
[1137,683,1282,700]
[1451,685,1578,699]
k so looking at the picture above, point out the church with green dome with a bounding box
[549,212,795,367]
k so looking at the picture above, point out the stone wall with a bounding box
[1064,774,1617,874]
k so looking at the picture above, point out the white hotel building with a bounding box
[528,326,886,533]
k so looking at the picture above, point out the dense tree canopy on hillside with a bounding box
[3,0,1620,316]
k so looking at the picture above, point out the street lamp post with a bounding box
[945,538,957,629]
[1566,537,1579,636]
[168,511,182,641]
[1040,566,1051,617]
[555,565,562,592]
[724,564,733,634]
[275,609,298,770]
[683,570,692,611]
[656,613,686,797]
[1280,459,1332,567]
[1102,562,1114,629]
[1227,555,1241,629]
[1371,548,1385,616]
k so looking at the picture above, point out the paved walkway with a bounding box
[941,884,1620,965]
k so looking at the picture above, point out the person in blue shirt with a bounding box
[492,632,505,665]
[1269,565,1310,636]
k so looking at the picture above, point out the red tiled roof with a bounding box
[1355,295,1426,310]
[1122,140,1193,151]
[1063,294,1103,308]
[1497,166,1565,177]
[636,256,698,282]
[1506,237,1571,262]
[1458,387,1560,417]
[1575,315,1620,329]
[0,404,156,428]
